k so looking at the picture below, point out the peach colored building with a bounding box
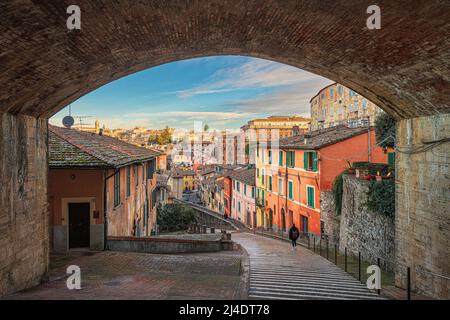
[48,125,160,253]
[256,125,390,236]
[229,167,256,227]
[310,83,384,131]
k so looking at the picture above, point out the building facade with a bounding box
[255,125,390,236]
[229,168,256,227]
[48,125,160,253]
[310,83,384,131]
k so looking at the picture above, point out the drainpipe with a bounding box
[104,168,119,250]
[367,116,372,162]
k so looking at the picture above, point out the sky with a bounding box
[50,56,333,131]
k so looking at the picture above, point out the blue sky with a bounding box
[50,56,333,130]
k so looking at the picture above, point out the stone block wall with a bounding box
[320,191,341,245]
[0,113,49,296]
[396,115,450,299]
[339,174,395,270]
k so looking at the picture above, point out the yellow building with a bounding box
[242,116,310,143]
[310,83,384,131]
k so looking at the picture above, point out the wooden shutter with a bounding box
[304,152,309,169]
[312,152,318,171]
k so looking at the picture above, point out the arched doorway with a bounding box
[281,208,286,232]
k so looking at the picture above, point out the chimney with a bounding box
[304,133,312,145]
[292,126,300,136]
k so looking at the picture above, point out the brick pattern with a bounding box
[0,1,449,118]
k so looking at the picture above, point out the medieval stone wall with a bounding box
[338,175,395,270]
[396,115,450,299]
[0,113,49,296]
[320,191,340,245]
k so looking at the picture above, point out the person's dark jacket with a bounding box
[289,226,300,240]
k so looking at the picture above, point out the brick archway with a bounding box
[0,0,449,299]
[0,0,449,118]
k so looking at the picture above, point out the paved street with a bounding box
[4,250,245,300]
[233,233,385,300]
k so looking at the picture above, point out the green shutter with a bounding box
[279,151,283,166]
[388,152,395,167]
[307,186,315,208]
[312,152,318,171]
[292,151,296,167]
[269,176,272,191]
[288,181,293,199]
[304,152,309,169]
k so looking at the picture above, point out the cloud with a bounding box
[226,77,334,114]
[177,58,323,98]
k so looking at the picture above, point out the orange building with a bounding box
[48,125,160,253]
[256,125,390,236]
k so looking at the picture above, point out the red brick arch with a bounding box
[0,0,449,118]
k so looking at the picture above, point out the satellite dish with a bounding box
[62,116,75,128]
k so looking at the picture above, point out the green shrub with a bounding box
[367,179,395,217]
[332,173,344,216]
[157,203,197,233]
[375,112,396,148]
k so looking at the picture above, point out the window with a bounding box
[278,178,284,195]
[151,189,157,208]
[337,85,343,95]
[237,182,240,192]
[135,165,139,186]
[268,176,272,191]
[251,187,255,199]
[279,151,283,166]
[362,98,367,109]
[147,159,156,180]
[238,202,241,213]
[388,152,395,167]
[268,150,272,164]
[286,151,295,168]
[126,166,131,197]
[114,170,121,207]
[257,168,260,178]
[303,152,318,171]
[244,185,247,196]
[307,186,315,208]
[288,181,293,200]
[261,169,264,185]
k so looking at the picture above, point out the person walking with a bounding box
[289,223,300,253]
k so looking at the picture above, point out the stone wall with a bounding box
[396,115,450,299]
[320,191,341,245]
[0,113,49,296]
[339,175,395,270]
[107,235,225,254]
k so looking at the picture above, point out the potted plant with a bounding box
[346,161,355,174]
[375,171,382,182]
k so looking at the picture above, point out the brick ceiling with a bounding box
[0,0,449,119]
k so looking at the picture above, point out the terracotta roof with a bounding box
[49,125,160,168]
[279,125,369,150]
[171,168,196,178]
[229,167,256,186]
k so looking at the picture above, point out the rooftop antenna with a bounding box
[62,104,75,128]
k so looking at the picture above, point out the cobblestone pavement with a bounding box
[233,233,385,300]
[4,250,245,300]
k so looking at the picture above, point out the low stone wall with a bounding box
[107,235,231,254]
[339,174,395,270]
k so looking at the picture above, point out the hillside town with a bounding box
[52,82,394,244]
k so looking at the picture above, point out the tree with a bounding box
[204,124,209,132]
[156,203,197,233]
[374,112,396,148]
